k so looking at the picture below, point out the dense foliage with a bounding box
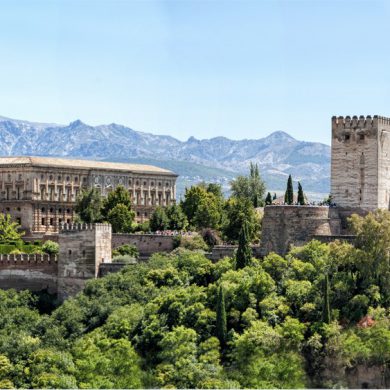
[0,210,389,388]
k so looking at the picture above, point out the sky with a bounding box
[1,0,390,145]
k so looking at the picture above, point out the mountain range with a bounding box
[0,116,330,199]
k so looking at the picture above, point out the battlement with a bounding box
[0,253,57,266]
[59,223,111,232]
[332,115,390,130]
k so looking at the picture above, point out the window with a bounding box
[16,217,21,225]
[68,249,72,255]
[158,182,161,187]
[144,212,147,217]
[58,218,62,224]
[360,134,365,140]
[58,208,62,213]
[50,218,54,226]
[41,207,45,213]
[151,182,154,186]
[345,134,350,141]
[17,207,21,212]
[49,175,53,180]
[143,181,147,186]
[67,218,71,224]
[137,212,140,216]
[50,208,53,213]
[41,218,45,226]
[58,176,61,181]
[66,209,71,214]
[75,177,78,183]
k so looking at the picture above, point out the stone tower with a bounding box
[331,115,390,212]
[57,223,112,299]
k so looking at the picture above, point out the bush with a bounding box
[42,240,59,255]
[201,228,221,249]
[112,244,139,259]
[112,255,137,264]
[179,235,208,251]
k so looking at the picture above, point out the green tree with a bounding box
[216,285,227,346]
[193,194,222,229]
[223,197,260,242]
[0,214,24,242]
[181,184,223,229]
[107,204,134,233]
[285,174,294,205]
[265,192,272,205]
[236,220,252,269]
[322,274,331,324]
[72,328,143,389]
[230,162,266,207]
[74,188,103,223]
[166,204,188,230]
[297,182,305,205]
[150,206,169,231]
[102,185,132,219]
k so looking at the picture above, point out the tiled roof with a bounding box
[0,156,177,176]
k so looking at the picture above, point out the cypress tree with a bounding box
[285,174,294,205]
[265,192,272,205]
[216,285,227,346]
[236,220,252,269]
[273,193,277,200]
[297,182,305,205]
[322,273,331,324]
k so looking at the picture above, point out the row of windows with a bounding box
[40,207,72,214]
[40,174,87,183]
[41,217,71,226]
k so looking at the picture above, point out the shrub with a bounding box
[42,240,59,255]
[179,235,208,251]
[112,244,139,259]
[112,255,137,264]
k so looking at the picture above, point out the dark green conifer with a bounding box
[297,182,305,205]
[322,273,331,324]
[273,193,277,200]
[216,285,227,346]
[285,174,294,205]
[265,192,272,205]
[236,220,252,269]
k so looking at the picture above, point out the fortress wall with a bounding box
[209,245,263,262]
[261,206,339,256]
[0,254,57,293]
[57,223,112,299]
[112,233,175,256]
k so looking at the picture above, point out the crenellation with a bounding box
[0,253,57,265]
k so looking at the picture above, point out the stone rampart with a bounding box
[261,205,341,256]
[0,253,58,293]
[112,233,176,257]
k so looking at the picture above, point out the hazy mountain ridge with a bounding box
[0,116,330,197]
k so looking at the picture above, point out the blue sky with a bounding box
[1,0,390,144]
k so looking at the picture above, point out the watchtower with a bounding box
[331,115,390,211]
[57,223,112,299]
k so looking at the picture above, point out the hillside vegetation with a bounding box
[0,210,389,388]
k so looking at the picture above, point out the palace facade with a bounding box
[0,156,177,236]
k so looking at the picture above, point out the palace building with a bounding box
[0,156,177,237]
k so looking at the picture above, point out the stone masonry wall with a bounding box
[0,254,57,293]
[112,233,175,257]
[261,206,340,256]
[57,223,112,299]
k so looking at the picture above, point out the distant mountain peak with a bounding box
[264,131,296,141]
[69,119,85,127]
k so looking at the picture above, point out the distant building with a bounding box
[0,156,177,236]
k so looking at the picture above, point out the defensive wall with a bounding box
[260,205,342,256]
[208,245,263,262]
[0,254,58,293]
[112,233,176,258]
